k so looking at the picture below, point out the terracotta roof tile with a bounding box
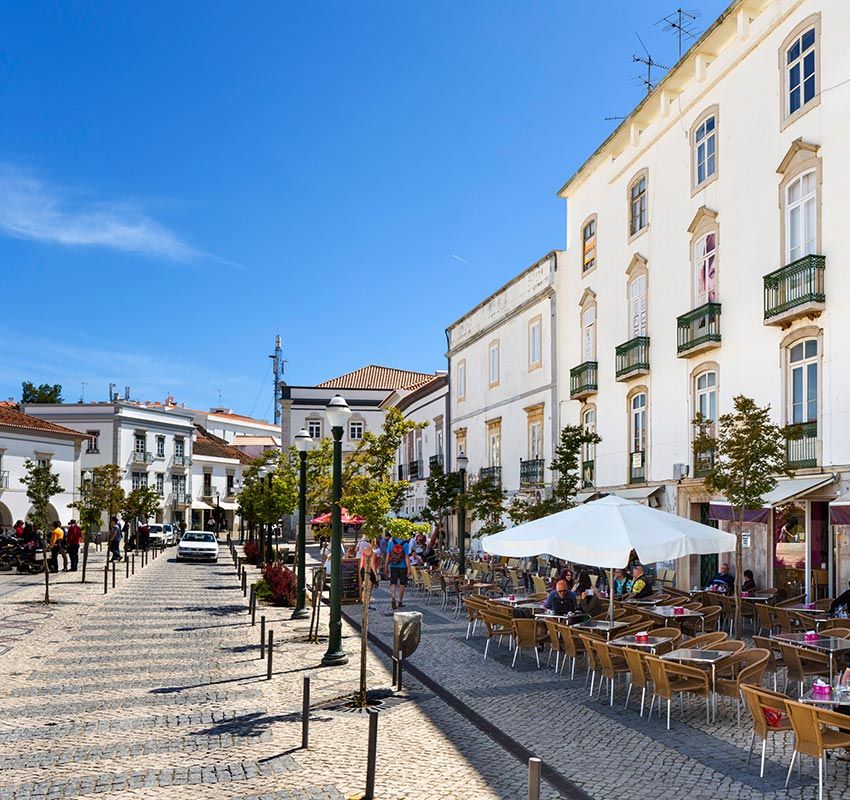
[317,365,436,391]
[193,425,254,464]
[0,407,89,440]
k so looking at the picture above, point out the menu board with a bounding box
[341,558,360,604]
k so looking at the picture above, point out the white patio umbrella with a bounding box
[479,494,736,623]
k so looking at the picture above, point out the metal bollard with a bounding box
[528,757,541,800]
[103,562,108,594]
[126,556,130,579]
[364,709,378,799]
[301,675,310,749]
[266,629,274,679]
[260,615,266,659]
[112,559,116,588]
[251,589,257,626]
[131,553,135,575]
[242,570,247,597]
[396,650,403,692]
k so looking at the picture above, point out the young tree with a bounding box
[122,487,163,543]
[20,459,64,603]
[464,474,505,537]
[237,449,299,550]
[508,424,602,524]
[702,395,790,636]
[21,382,63,404]
[422,462,461,543]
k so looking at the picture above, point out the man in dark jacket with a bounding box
[628,565,654,599]
[544,580,577,615]
[830,581,850,615]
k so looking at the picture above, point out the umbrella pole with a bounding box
[608,567,614,624]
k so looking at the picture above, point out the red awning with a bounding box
[310,508,365,526]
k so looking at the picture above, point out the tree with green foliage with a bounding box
[237,449,299,536]
[508,424,602,524]
[21,382,63,404]
[69,467,113,582]
[465,473,505,537]
[122,486,164,542]
[701,395,791,636]
[20,459,64,603]
[422,461,461,544]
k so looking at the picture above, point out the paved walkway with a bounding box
[0,547,563,800]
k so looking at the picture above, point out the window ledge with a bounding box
[691,172,719,198]
[581,264,597,279]
[627,224,649,245]
[780,96,821,133]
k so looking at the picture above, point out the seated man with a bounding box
[613,568,631,597]
[830,581,850,615]
[741,569,757,593]
[544,580,577,615]
[628,565,654,599]
[710,563,735,594]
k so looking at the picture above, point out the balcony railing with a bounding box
[0,470,8,489]
[693,448,715,479]
[764,254,825,325]
[519,458,545,487]
[479,466,502,487]
[172,455,192,467]
[397,464,406,480]
[615,337,650,380]
[629,451,646,484]
[201,487,215,498]
[154,450,165,460]
[429,454,443,475]
[130,451,153,465]
[174,492,191,505]
[570,361,598,399]
[786,421,818,469]
[677,302,721,356]
[581,460,594,488]
[408,460,424,481]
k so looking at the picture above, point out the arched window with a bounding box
[581,214,597,273]
[631,393,647,454]
[628,171,648,238]
[788,338,818,425]
[695,371,717,428]
[692,109,718,189]
[786,169,817,263]
[581,407,596,486]
[581,305,597,361]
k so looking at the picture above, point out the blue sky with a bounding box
[0,0,729,419]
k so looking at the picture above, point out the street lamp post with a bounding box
[456,450,468,581]
[291,428,314,619]
[81,469,93,583]
[265,468,274,563]
[257,466,268,566]
[322,394,351,667]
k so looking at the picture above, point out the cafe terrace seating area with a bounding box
[404,555,850,800]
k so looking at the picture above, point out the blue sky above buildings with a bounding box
[0,0,728,418]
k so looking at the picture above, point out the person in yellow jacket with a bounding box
[49,521,66,572]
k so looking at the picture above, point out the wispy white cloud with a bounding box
[0,164,202,262]
[450,253,469,264]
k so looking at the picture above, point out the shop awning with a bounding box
[191,499,211,510]
[611,486,663,503]
[214,500,239,511]
[830,494,850,525]
[709,474,836,523]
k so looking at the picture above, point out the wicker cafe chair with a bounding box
[712,640,746,654]
[420,571,444,605]
[754,603,777,636]
[557,623,585,681]
[822,627,850,639]
[645,656,711,730]
[578,634,602,696]
[646,626,683,654]
[480,608,513,661]
[775,641,830,698]
[752,635,785,692]
[686,631,728,649]
[510,618,547,669]
[740,685,793,779]
[593,639,631,706]
[715,648,770,724]
[463,595,487,640]
[544,619,566,671]
[621,646,653,716]
[783,699,850,797]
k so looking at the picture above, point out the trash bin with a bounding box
[392,611,422,659]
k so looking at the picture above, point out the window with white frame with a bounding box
[37,457,50,469]
[226,473,235,495]
[582,217,597,272]
[629,275,647,337]
[631,393,647,454]
[582,408,596,464]
[581,305,597,361]
[788,339,818,424]
[174,437,184,457]
[693,115,716,187]
[307,419,322,439]
[134,434,146,454]
[349,421,364,441]
[131,471,148,490]
[155,473,165,496]
[528,419,542,460]
[528,317,542,369]
[629,174,647,236]
[155,436,165,458]
[171,475,179,495]
[456,360,466,400]
[488,426,501,467]
[694,232,718,306]
[488,341,500,386]
[695,371,717,428]
[786,169,817,263]
[86,430,100,454]
[786,26,817,119]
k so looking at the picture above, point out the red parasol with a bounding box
[310,507,365,526]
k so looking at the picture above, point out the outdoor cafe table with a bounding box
[800,686,850,707]
[646,606,705,632]
[490,596,530,607]
[771,633,850,684]
[609,634,674,654]
[738,594,775,603]
[621,598,662,606]
[661,648,730,720]
[572,619,628,640]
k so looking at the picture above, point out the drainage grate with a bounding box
[317,687,417,715]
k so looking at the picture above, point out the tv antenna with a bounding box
[657,8,701,59]
[632,33,669,95]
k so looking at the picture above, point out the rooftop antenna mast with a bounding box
[657,8,701,60]
[632,33,669,95]
[270,335,285,425]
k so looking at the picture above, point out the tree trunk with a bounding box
[42,535,50,604]
[734,516,743,638]
[358,575,372,707]
[81,533,90,583]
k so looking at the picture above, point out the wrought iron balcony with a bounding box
[172,455,192,468]
[429,454,443,475]
[693,448,715,478]
[519,458,545,487]
[786,421,818,470]
[479,466,502,487]
[130,451,153,465]
[581,460,594,488]
[629,450,646,484]
[201,487,215,498]
[153,450,166,461]
[174,492,192,506]
[407,460,424,481]
[570,361,598,399]
[764,254,825,326]
[397,464,406,481]
[615,337,650,380]
[677,302,721,356]
[0,470,8,489]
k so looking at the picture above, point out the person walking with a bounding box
[48,521,66,572]
[138,521,150,552]
[108,516,122,562]
[384,534,411,610]
[65,519,82,572]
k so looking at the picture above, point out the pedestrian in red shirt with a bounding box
[66,519,83,572]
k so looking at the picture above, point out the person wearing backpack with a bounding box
[383,534,410,609]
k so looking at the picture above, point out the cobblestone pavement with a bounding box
[0,545,565,800]
[362,583,850,800]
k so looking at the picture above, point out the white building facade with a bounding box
[447,251,560,537]
[0,407,86,529]
[555,0,850,595]
[189,426,251,533]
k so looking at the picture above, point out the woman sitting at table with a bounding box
[558,568,575,592]
[544,580,577,615]
[574,570,592,595]
[741,569,757,593]
[577,587,602,616]
[613,568,631,597]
